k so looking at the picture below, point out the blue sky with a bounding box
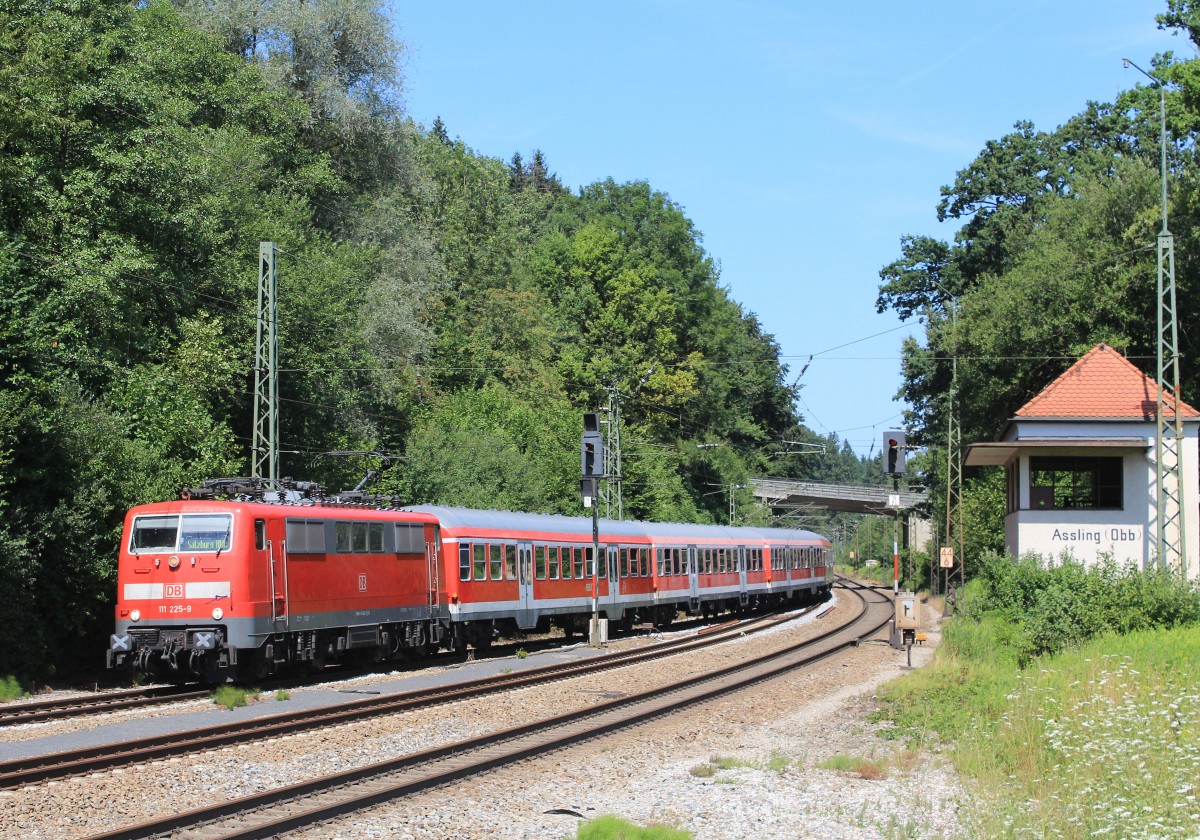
[393,1,1185,456]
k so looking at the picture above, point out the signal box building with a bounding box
[964,344,1199,577]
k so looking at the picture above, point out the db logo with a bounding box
[165,584,184,599]
[358,574,367,592]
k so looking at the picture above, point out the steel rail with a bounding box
[0,686,211,728]
[0,602,823,788]
[88,582,888,840]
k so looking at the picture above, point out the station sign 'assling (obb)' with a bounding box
[1048,526,1142,546]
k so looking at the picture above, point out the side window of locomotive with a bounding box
[459,544,471,581]
[395,524,424,555]
[368,523,385,553]
[335,522,352,553]
[351,522,369,553]
[287,519,326,553]
[255,519,266,551]
[473,544,486,581]
[130,515,178,552]
[179,514,232,552]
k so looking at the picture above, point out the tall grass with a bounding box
[0,675,24,701]
[960,626,1200,838]
[875,555,1200,838]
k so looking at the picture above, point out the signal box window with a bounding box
[1029,456,1122,510]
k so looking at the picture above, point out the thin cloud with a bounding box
[835,109,978,159]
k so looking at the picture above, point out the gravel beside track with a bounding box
[0,592,964,838]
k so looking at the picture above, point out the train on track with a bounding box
[108,479,832,683]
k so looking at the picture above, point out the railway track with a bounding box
[0,605,792,731]
[87,581,890,840]
[0,685,211,728]
[0,600,827,789]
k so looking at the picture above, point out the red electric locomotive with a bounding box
[108,482,831,683]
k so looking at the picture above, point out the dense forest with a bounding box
[877,2,1200,575]
[0,0,877,679]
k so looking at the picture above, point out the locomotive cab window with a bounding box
[129,513,232,553]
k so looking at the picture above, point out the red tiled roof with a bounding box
[1016,343,1199,420]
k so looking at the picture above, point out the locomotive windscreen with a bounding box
[129,513,232,553]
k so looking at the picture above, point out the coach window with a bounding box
[619,548,628,578]
[535,546,547,580]
[504,545,517,580]
[459,544,471,581]
[571,547,582,579]
[488,545,502,580]
[473,544,486,581]
[584,546,594,578]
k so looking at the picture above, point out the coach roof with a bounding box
[401,505,826,544]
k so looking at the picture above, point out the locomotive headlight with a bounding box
[212,607,224,620]
[130,609,141,622]
[168,555,180,570]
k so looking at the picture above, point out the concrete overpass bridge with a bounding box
[750,478,928,515]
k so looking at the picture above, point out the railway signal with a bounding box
[581,412,605,478]
[883,430,906,477]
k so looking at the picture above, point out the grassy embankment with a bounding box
[875,554,1200,838]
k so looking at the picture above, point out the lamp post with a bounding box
[1123,58,1187,575]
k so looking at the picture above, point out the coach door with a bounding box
[737,546,748,606]
[516,542,535,629]
[607,547,620,600]
[687,546,700,611]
